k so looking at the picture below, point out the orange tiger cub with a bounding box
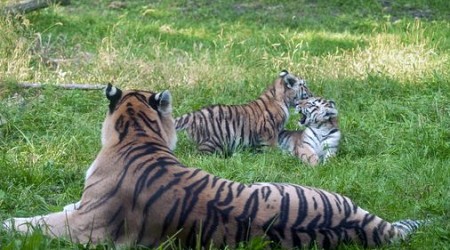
[175,70,313,156]
[279,97,341,166]
[3,85,425,249]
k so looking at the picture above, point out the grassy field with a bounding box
[0,0,449,249]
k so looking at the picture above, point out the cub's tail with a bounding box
[174,114,193,131]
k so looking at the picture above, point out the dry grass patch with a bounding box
[313,33,448,82]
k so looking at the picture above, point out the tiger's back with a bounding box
[4,85,424,249]
[175,70,312,155]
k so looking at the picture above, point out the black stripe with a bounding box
[161,198,180,238]
[291,186,309,246]
[177,175,210,228]
[332,193,343,214]
[220,182,235,206]
[358,213,377,246]
[236,183,246,197]
[114,115,129,143]
[107,205,124,226]
[133,167,167,209]
[112,219,125,241]
[235,190,260,243]
[202,181,234,244]
[306,214,321,247]
[270,189,290,240]
[318,190,333,228]
[137,175,183,242]
[260,186,272,202]
[186,221,199,248]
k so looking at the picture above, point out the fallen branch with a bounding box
[2,0,71,15]
[18,82,106,90]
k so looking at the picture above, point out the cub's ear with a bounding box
[149,90,172,116]
[105,83,122,113]
[279,69,299,88]
[329,100,336,109]
[279,69,289,77]
[325,100,338,118]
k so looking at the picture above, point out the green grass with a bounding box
[0,0,449,249]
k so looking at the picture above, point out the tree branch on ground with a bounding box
[18,82,106,90]
[2,0,70,15]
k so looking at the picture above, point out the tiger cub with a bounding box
[175,70,313,156]
[279,97,341,166]
[4,85,425,249]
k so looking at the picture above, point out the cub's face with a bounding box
[279,70,313,106]
[102,84,177,151]
[296,97,337,126]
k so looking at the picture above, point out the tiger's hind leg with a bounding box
[294,146,319,166]
[197,141,227,155]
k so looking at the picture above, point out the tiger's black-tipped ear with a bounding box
[280,70,298,88]
[279,69,289,78]
[329,100,336,109]
[325,100,338,118]
[105,83,122,113]
[149,90,172,116]
[158,90,172,115]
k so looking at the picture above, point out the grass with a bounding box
[0,0,449,249]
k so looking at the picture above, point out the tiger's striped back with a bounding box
[279,97,341,166]
[3,85,425,249]
[175,70,312,155]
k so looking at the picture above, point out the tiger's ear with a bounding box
[329,100,336,109]
[279,69,289,77]
[105,83,122,113]
[150,90,172,116]
[325,100,338,118]
[280,69,300,89]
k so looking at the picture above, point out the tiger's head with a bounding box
[296,97,338,127]
[102,83,177,150]
[279,70,313,107]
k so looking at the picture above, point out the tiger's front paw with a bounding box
[2,217,34,233]
[2,218,14,230]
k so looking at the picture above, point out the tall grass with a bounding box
[1,0,449,249]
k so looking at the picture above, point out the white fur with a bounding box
[279,70,288,77]
[107,86,117,96]
[303,126,341,162]
[154,92,161,101]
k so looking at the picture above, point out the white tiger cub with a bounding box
[278,97,341,166]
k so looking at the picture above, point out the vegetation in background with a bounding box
[0,0,449,249]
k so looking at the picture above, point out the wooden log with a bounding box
[3,0,71,15]
[18,82,106,90]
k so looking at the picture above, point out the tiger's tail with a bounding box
[369,218,429,247]
[390,219,427,241]
[174,113,193,131]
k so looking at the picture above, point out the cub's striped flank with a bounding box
[175,70,313,156]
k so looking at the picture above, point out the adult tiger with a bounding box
[175,70,313,156]
[3,85,424,249]
[278,97,341,166]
